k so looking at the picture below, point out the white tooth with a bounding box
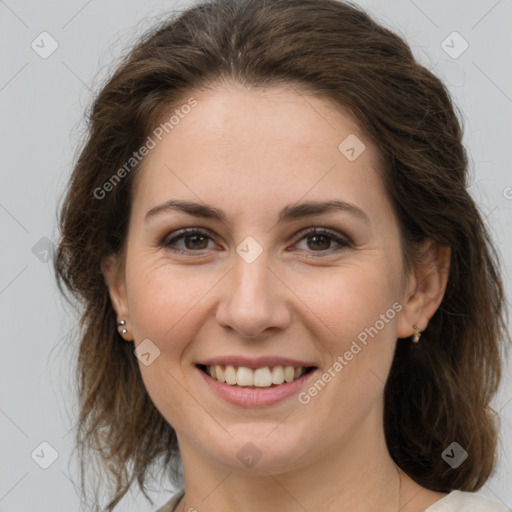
[225,365,237,385]
[217,364,304,387]
[236,366,254,386]
[253,367,273,387]
[215,365,225,383]
[284,366,295,383]
[271,366,285,385]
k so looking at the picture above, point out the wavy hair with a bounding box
[54,0,510,509]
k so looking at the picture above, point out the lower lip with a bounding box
[197,366,318,407]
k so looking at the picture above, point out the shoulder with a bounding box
[426,490,510,511]
[155,489,185,512]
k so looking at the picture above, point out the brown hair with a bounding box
[54,0,510,509]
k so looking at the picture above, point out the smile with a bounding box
[196,362,319,407]
[198,364,315,388]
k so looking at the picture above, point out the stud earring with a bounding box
[117,320,128,336]
[412,325,422,343]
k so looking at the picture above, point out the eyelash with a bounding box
[160,227,352,257]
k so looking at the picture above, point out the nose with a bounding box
[215,250,291,339]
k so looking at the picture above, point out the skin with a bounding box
[103,82,451,512]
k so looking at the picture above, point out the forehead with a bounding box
[132,83,388,219]
[154,82,372,159]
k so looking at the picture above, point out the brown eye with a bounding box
[162,229,215,253]
[293,228,351,255]
[161,227,351,256]
[182,234,209,250]
[305,234,332,251]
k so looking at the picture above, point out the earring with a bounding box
[117,320,128,336]
[412,325,421,343]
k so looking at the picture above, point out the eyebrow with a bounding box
[144,199,370,225]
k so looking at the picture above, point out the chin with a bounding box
[202,429,312,473]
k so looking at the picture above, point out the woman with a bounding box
[54,0,510,511]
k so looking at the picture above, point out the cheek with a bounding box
[294,267,400,421]
[126,262,223,351]
[289,260,400,341]
[292,263,401,413]
[125,266,221,424]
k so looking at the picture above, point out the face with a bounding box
[105,82,433,474]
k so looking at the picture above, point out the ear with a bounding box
[397,239,451,339]
[101,253,130,326]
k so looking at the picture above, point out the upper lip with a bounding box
[197,356,318,369]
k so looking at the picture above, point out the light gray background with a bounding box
[0,0,511,510]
